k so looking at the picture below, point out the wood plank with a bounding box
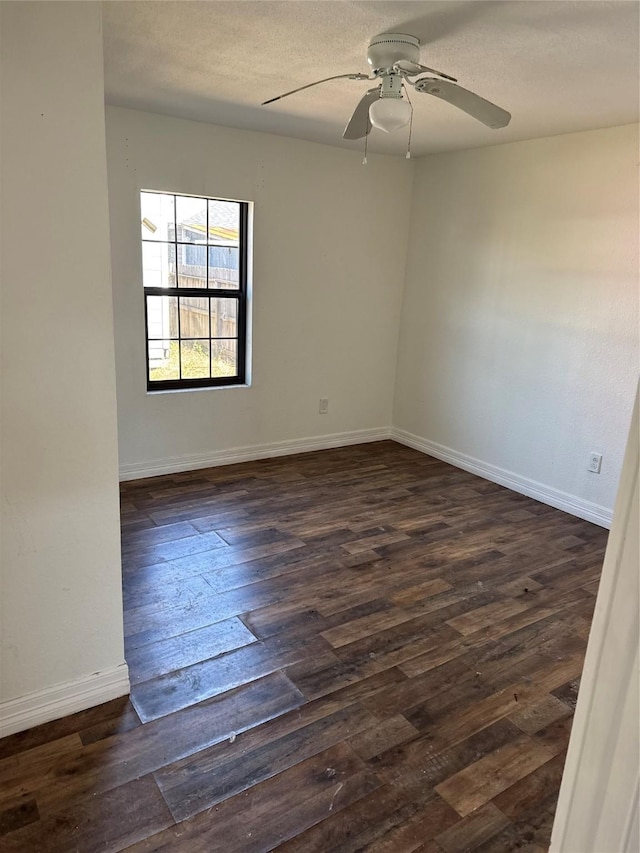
[371,719,522,792]
[403,651,584,763]
[272,784,434,853]
[348,714,420,761]
[123,528,229,568]
[156,702,382,821]
[0,775,173,853]
[390,578,454,607]
[446,598,531,636]
[78,700,142,746]
[362,656,475,718]
[0,798,39,836]
[363,796,459,853]
[240,605,329,641]
[471,810,554,853]
[320,592,449,648]
[122,574,217,618]
[124,743,378,852]
[413,842,446,853]
[530,714,575,754]
[508,694,572,735]
[121,520,200,549]
[0,734,83,789]
[340,530,411,554]
[434,734,555,816]
[125,616,257,685]
[551,677,581,710]
[493,750,567,820]
[287,623,459,702]
[435,802,510,852]
[399,597,586,679]
[130,635,331,722]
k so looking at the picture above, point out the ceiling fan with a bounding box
[262,33,511,140]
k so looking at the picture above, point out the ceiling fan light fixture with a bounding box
[369,96,412,133]
[261,30,511,143]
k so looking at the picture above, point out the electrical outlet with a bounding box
[588,452,602,474]
[319,398,329,414]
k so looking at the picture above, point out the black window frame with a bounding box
[142,190,248,391]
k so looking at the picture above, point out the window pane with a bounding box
[179,297,209,339]
[210,298,238,338]
[208,200,239,245]
[177,243,207,288]
[176,196,207,244]
[142,242,176,288]
[141,192,175,242]
[148,340,179,381]
[142,192,246,389]
[211,339,237,378]
[208,245,239,290]
[147,296,178,339]
[181,340,210,379]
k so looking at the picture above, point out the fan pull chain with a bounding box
[362,129,369,165]
[404,84,414,159]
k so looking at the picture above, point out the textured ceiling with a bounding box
[102,1,640,157]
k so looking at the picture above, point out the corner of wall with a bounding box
[0,664,131,739]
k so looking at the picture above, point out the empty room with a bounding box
[0,1,638,852]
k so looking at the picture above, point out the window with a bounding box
[141,190,248,390]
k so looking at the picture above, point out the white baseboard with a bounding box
[119,427,392,481]
[0,663,130,739]
[391,428,613,529]
[118,424,612,527]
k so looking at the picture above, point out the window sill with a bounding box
[146,383,250,395]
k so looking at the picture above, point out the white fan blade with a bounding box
[343,88,381,140]
[262,73,371,106]
[414,77,511,128]
[395,60,457,82]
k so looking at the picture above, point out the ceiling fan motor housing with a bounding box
[367,33,420,72]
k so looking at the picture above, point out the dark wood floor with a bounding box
[0,441,608,852]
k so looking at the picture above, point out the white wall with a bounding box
[106,107,414,478]
[0,2,128,729]
[393,125,639,524]
[551,386,639,852]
